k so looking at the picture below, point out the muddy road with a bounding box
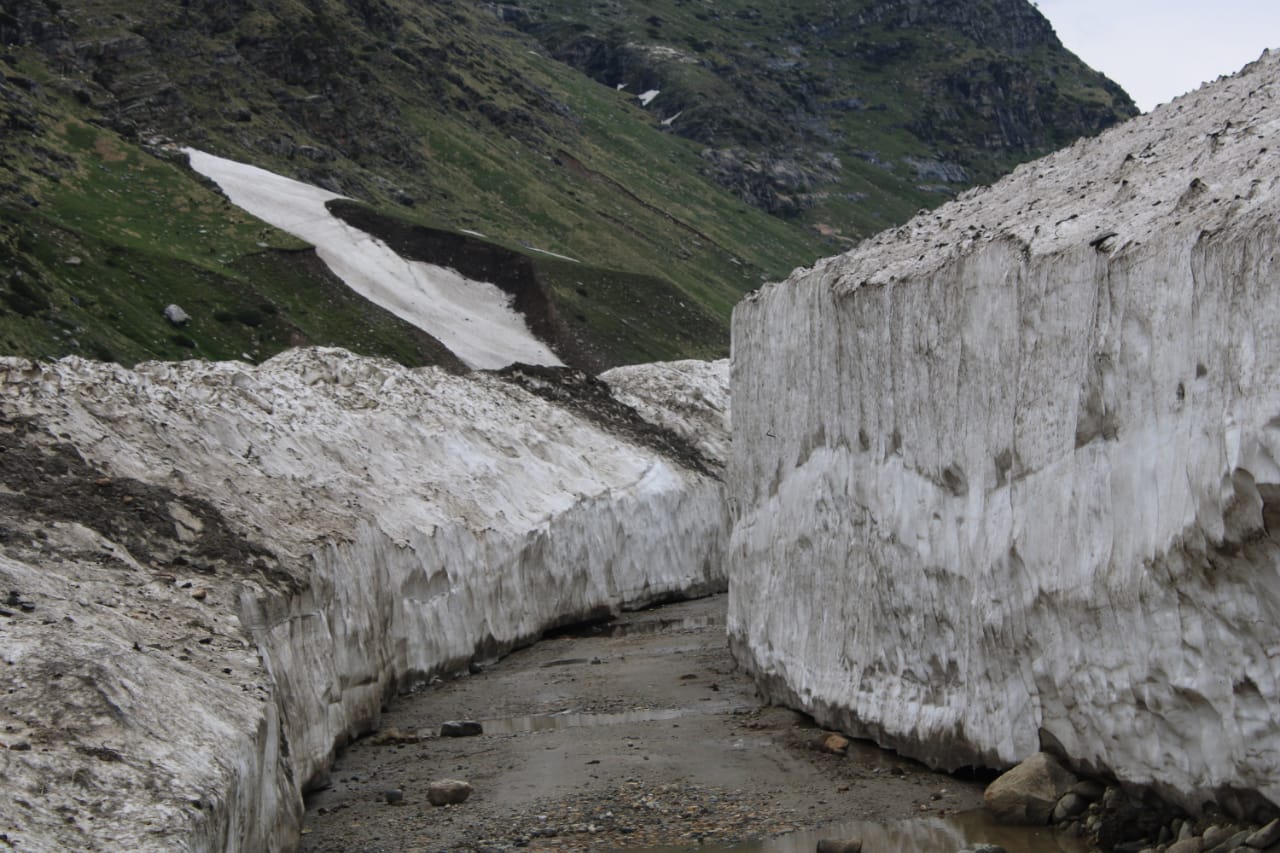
[300,595,1084,853]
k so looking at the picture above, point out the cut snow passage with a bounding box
[638,89,660,106]
[183,148,562,370]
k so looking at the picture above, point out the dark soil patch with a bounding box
[0,413,294,590]
[496,363,717,477]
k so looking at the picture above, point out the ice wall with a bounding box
[0,349,726,851]
[729,50,1280,814]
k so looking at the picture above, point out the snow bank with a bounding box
[729,49,1280,814]
[0,349,726,850]
[184,149,561,370]
[603,359,730,467]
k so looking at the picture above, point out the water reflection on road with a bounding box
[619,808,1088,853]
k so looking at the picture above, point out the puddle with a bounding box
[480,704,750,735]
[615,809,1088,853]
[547,612,723,640]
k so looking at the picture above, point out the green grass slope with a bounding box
[0,0,1134,368]
[0,79,465,367]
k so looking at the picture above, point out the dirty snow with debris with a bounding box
[0,349,726,851]
[184,149,561,370]
[729,49,1280,812]
[603,359,730,467]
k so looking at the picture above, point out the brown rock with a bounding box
[427,779,473,806]
[1203,825,1232,848]
[818,733,850,754]
[1070,779,1106,802]
[1052,791,1089,822]
[983,752,1078,826]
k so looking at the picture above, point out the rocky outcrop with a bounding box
[699,148,843,217]
[0,349,728,851]
[512,0,1135,217]
[728,50,1280,818]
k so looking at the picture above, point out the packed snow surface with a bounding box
[0,349,726,851]
[603,359,730,468]
[729,49,1280,813]
[184,149,561,370]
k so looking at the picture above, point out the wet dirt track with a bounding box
[300,595,1083,853]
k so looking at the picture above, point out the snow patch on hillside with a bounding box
[184,149,561,370]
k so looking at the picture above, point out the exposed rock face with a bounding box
[0,348,728,851]
[512,0,1135,218]
[728,50,1280,816]
[698,148,843,217]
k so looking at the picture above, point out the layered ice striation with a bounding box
[728,50,1280,815]
[0,349,726,851]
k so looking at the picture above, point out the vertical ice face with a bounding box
[728,50,1280,813]
[0,349,726,850]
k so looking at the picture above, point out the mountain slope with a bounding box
[511,0,1137,236]
[0,0,1133,369]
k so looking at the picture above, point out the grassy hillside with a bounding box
[0,0,1133,368]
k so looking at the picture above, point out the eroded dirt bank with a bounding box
[300,595,1083,853]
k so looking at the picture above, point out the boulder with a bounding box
[1247,819,1280,849]
[163,303,190,326]
[1051,791,1089,822]
[1166,839,1203,853]
[427,779,473,807]
[983,752,1077,825]
[440,720,483,738]
[819,733,850,754]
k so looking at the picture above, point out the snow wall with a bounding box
[728,50,1280,817]
[0,349,727,851]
